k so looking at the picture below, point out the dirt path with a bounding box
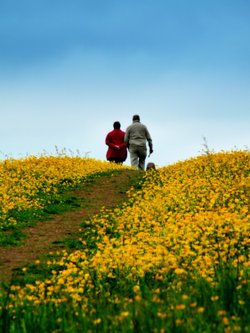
[0,170,139,283]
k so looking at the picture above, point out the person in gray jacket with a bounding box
[124,115,153,170]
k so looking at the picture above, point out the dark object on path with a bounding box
[146,162,156,170]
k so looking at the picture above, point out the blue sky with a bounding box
[1,0,249,167]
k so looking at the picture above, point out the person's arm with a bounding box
[116,132,127,149]
[105,134,111,147]
[145,127,153,153]
[124,130,130,148]
[106,134,120,150]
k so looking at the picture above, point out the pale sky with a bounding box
[1,0,249,167]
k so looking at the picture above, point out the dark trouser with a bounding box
[108,158,125,164]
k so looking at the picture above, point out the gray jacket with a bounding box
[124,120,153,150]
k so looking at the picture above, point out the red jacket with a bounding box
[105,129,127,162]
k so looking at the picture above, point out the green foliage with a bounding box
[0,155,249,333]
[1,266,249,332]
[0,170,132,247]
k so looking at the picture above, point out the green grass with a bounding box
[1,207,249,333]
[1,265,249,332]
[0,191,81,247]
[0,170,141,247]
[0,169,249,333]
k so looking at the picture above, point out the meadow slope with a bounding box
[0,169,141,283]
[0,151,249,333]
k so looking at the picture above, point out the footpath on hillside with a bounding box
[0,170,141,283]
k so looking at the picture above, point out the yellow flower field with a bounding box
[0,155,129,229]
[1,150,250,332]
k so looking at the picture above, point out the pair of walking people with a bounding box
[105,115,153,171]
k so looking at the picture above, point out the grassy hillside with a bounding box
[0,150,249,332]
[0,155,131,246]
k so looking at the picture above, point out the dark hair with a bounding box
[113,121,121,129]
[133,114,140,121]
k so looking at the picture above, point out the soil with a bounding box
[0,170,140,284]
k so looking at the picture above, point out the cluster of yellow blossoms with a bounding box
[0,155,128,228]
[8,150,250,311]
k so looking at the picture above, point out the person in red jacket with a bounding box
[105,121,127,163]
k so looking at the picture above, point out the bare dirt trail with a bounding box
[0,170,139,283]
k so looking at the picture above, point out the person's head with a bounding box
[132,114,140,122]
[113,121,121,129]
